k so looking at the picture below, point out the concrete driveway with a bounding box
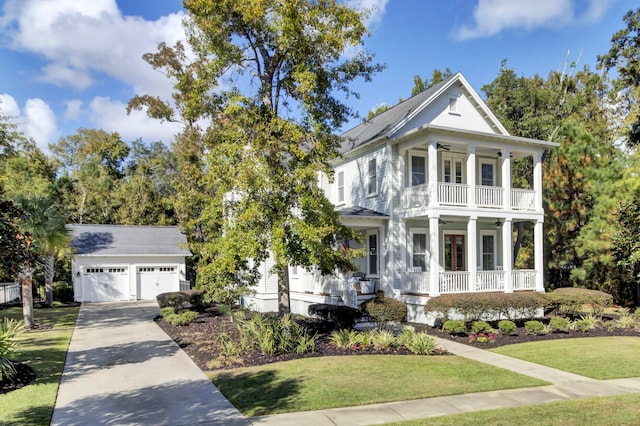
[51,301,247,426]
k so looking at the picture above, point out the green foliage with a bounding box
[308,303,361,329]
[0,318,24,381]
[443,320,466,334]
[52,282,74,304]
[498,320,517,335]
[470,321,492,334]
[549,316,570,332]
[425,292,545,322]
[573,317,597,333]
[362,297,407,328]
[370,329,397,350]
[524,320,546,335]
[398,329,438,355]
[236,313,316,356]
[544,287,613,317]
[614,309,636,329]
[328,328,358,348]
[611,189,640,306]
[166,310,199,326]
[160,307,176,318]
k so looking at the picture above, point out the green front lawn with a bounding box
[383,392,640,425]
[491,336,640,380]
[0,306,79,425]
[209,355,548,416]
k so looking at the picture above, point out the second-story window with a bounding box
[368,158,377,195]
[337,171,345,203]
[411,155,426,186]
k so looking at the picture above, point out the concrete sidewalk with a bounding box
[249,336,640,425]
[51,301,247,426]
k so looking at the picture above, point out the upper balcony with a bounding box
[401,182,536,211]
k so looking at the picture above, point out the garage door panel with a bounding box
[82,267,129,302]
[138,266,178,300]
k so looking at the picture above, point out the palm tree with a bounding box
[15,196,71,327]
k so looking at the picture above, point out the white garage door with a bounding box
[137,266,178,300]
[82,267,129,302]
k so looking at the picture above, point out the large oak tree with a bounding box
[130,0,383,314]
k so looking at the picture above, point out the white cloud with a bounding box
[63,100,84,120]
[453,0,613,41]
[0,93,58,152]
[1,0,186,99]
[350,0,389,28]
[88,96,183,143]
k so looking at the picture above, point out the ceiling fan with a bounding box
[437,143,451,151]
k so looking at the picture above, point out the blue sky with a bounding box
[0,0,632,153]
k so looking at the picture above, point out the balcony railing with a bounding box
[399,183,537,212]
[513,270,537,290]
[476,186,504,208]
[438,183,468,206]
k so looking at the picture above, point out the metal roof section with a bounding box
[338,206,389,219]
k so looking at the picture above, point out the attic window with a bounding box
[448,96,460,115]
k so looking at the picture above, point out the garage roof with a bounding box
[68,224,191,256]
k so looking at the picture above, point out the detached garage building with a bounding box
[69,224,191,302]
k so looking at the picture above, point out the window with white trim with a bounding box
[448,95,460,115]
[480,231,497,271]
[410,154,426,186]
[368,158,377,195]
[337,170,344,204]
[480,160,495,186]
[410,228,428,271]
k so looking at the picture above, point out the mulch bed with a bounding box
[155,306,640,371]
[0,363,37,394]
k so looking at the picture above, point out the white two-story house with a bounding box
[242,72,558,323]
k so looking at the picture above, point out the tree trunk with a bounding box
[513,222,524,267]
[44,255,54,307]
[277,265,291,318]
[20,265,35,329]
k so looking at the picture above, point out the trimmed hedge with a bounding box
[308,304,361,329]
[361,297,407,327]
[544,287,613,317]
[53,282,74,304]
[157,290,205,310]
[424,292,546,322]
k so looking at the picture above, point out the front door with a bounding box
[444,234,465,271]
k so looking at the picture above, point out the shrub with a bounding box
[308,304,361,329]
[470,321,492,334]
[398,330,438,355]
[53,282,74,303]
[160,306,176,318]
[614,309,636,329]
[443,319,466,334]
[371,329,397,350]
[498,319,517,335]
[549,316,570,333]
[237,313,316,356]
[329,329,357,348]
[425,292,545,322]
[468,332,495,343]
[0,318,24,381]
[362,297,407,329]
[573,318,596,333]
[544,287,613,318]
[157,290,205,309]
[166,310,199,326]
[524,320,546,335]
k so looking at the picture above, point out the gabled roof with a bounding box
[339,72,509,155]
[339,206,389,219]
[68,224,191,256]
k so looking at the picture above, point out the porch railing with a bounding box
[476,186,504,208]
[336,279,358,308]
[476,271,505,292]
[438,183,468,206]
[511,189,536,210]
[513,270,537,290]
[439,271,469,293]
[402,271,430,294]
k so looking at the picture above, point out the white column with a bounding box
[534,218,544,292]
[502,218,513,293]
[428,140,438,206]
[467,216,477,292]
[502,148,511,209]
[389,144,401,292]
[429,216,440,296]
[380,223,389,296]
[533,152,543,211]
[467,144,476,208]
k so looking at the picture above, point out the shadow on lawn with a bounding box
[213,370,300,416]
[8,404,53,426]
